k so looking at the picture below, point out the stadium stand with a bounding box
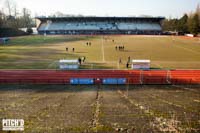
[36,17,164,35]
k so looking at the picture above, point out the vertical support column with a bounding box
[140,70,143,84]
[166,70,171,84]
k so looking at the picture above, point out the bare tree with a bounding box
[54,11,65,17]
[196,4,200,15]
[5,0,12,16]
[0,10,3,27]
[13,4,18,18]
[196,3,200,27]
[22,8,31,27]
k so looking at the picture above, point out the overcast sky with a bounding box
[0,0,200,18]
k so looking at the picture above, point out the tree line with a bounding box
[162,4,200,35]
[0,0,35,31]
[0,0,200,36]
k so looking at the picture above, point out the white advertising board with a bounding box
[132,60,150,69]
[59,60,79,69]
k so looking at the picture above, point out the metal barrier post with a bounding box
[140,70,143,84]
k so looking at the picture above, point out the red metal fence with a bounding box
[0,70,200,85]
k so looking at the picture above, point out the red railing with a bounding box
[0,70,200,85]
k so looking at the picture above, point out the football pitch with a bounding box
[0,35,200,132]
[0,35,200,69]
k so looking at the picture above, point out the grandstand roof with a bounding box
[36,16,165,22]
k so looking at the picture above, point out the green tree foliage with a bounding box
[162,14,189,33]
[196,4,200,29]
[162,4,200,34]
[188,14,199,35]
[162,18,179,31]
[177,14,188,33]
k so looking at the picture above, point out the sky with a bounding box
[0,0,200,18]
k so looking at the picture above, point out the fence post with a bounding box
[140,70,143,84]
[166,70,171,84]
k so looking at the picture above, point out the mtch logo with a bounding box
[2,119,24,131]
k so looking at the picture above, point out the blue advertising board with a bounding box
[102,78,126,85]
[70,78,94,85]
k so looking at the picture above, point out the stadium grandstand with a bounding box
[36,17,164,35]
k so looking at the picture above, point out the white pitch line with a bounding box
[174,44,200,55]
[117,90,181,132]
[194,99,200,103]
[153,62,163,68]
[101,36,105,62]
[171,36,200,55]
[47,60,58,69]
[172,85,198,92]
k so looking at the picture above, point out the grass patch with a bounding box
[0,35,200,69]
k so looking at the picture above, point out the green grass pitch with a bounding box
[0,35,200,69]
